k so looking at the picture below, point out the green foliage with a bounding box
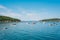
[0,16,21,22]
[40,18,60,22]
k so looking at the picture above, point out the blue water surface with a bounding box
[0,21,60,40]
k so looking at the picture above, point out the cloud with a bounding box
[0,5,7,9]
[26,13,41,20]
[0,5,41,21]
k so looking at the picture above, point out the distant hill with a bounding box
[40,18,60,22]
[0,16,21,22]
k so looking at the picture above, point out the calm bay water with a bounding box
[0,21,60,40]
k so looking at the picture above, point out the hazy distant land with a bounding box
[40,18,60,22]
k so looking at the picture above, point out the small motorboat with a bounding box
[26,22,30,24]
[10,24,16,26]
[43,22,46,24]
[53,22,58,25]
[49,24,53,26]
[13,24,16,25]
[5,28,8,29]
[32,22,36,24]
[49,23,57,26]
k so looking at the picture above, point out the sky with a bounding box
[0,0,60,21]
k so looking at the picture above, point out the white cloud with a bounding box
[26,13,41,20]
[0,5,41,21]
[0,5,7,9]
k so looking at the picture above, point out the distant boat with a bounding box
[43,22,46,24]
[28,23,30,24]
[32,22,36,24]
[13,24,16,25]
[5,28,8,29]
[10,24,16,26]
[53,23,58,25]
[49,24,53,26]
[49,23,57,26]
[26,22,30,24]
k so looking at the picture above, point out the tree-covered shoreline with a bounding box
[0,16,21,22]
[40,18,60,22]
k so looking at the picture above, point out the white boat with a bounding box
[43,22,46,24]
[26,22,30,24]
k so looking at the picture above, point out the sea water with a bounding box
[0,21,60,40]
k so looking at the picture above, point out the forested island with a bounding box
[0,16,21,22]
[40,18,60,22]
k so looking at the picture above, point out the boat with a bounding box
[49,23,57,26]
[26,22,30,24]
[13,24,16,25]
[43,22,46,24]
[49,24,53,26]
[32,22,36,24]
[5,28,8,29]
